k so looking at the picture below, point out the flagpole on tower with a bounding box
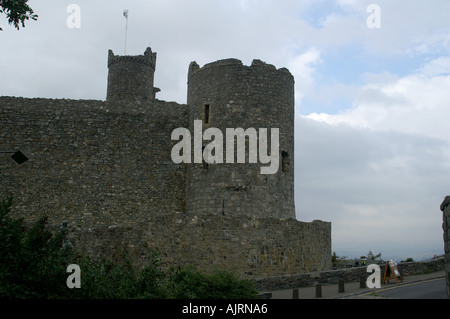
[123,9,129,55]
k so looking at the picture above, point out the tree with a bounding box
[360,250,381,260]
[0,0,38,31]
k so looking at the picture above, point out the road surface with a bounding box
[360,277,448,299]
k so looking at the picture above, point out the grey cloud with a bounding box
[295,116,449,259]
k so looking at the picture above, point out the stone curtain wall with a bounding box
[440,196,450,297]
[0,96,187,229]
[0,95,331,279]
[71,214,331,279]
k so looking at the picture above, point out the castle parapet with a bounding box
[188,58,293,81]
[106,47,159,101]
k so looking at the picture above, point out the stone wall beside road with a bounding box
[255,257,445,291]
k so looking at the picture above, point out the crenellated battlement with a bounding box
[188,58,293,81]
[107,47,156,69]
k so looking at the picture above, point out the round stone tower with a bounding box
[106,47,159,101]
[185,58,295,219]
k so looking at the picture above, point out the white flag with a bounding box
[123,10,128,19]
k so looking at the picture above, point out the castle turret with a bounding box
[186,58,295,219]
[106,47,160,101]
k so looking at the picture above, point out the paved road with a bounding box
[269,270,448,299]
[359,277,447,299]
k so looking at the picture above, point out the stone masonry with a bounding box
[440,196,450,297]
[0,47,331,279]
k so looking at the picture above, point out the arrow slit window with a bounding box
[203,104,210,125]
[282,151,289,173]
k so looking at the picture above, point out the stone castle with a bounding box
[0,47,331,278]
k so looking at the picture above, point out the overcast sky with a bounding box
[2,0,450,261]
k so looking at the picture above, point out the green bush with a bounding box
[0,196,258,299]
[169,265,257,299]
[0,196,74,298]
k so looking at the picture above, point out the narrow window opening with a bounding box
[282,151,289,173]
[203,104,210,125]
[222,199,225,216]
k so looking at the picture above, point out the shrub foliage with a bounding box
[0,197,257,299]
